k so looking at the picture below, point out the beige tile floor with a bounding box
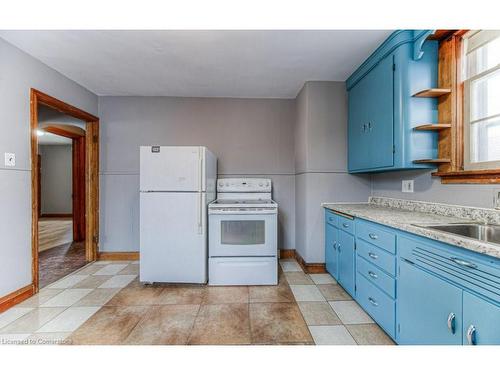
[0,258,394,345]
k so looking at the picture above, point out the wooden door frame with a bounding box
[41,125,86,242]
[30,88,99,293]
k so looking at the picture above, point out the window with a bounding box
[463,30,500,170]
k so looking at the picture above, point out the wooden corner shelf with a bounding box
[413,158,451,164]
[413,88,452,98]
[414,123,452,131]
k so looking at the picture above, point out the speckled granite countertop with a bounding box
[322,197,500,260]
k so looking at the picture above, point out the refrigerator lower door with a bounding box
[140,192,207,283]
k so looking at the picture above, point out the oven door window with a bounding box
[221,220,265,245]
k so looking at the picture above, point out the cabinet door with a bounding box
[398,259,463,344]
[463,291,500,345]
[348,79,369,171]
[325,223,339,280]
[364,54,394,169]
[338,230,356,296]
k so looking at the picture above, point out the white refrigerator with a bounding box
[139,146,217,283]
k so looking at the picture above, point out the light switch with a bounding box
[4,153,15,167]
[402,180,414,193]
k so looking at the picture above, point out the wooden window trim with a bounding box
[430,30,500,184]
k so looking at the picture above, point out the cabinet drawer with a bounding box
[356,273,396,338]
[356,221,396,254]
[357,239,396,277]
[357,255,395,298]
[338,216,354,234]
[325,210,338,227]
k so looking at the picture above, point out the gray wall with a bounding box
[98,96,296,251]
[295,82,371,263]
[0,38,97,297]
[371,170,500,209]
[39,145,73,214]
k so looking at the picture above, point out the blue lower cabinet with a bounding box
[463,291,500,345]
[397,258,463,344]
[325,210,500,345]
[325,222,339,280]
[356,273,396,338]
[338,229,356,297]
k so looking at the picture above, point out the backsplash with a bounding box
[369,196,500,225]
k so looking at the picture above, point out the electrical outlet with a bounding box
[494,190,500,210]
[4,152,15,167]
[402,180,414,193]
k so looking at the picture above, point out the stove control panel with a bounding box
[217,178,272,193]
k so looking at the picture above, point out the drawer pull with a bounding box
[368,271,378,279]
[368,297,378,307]
[368,252,378,260]
[447,312,456,334]
[450,257,477,269]
[329,217,334,222]
[466,325,476,345]
[368,233,378,240]
[342,223,349,228]
[333,242,337,250]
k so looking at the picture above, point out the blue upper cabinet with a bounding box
[347,30,439,173]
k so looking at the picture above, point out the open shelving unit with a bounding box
[413,123,452,131]
[413,88,451,98]
[413,158,451,164]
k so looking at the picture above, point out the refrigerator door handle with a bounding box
[198,147,203,193]
[197,191,203,234]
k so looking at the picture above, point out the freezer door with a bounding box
[140,146,203,192]
[140,192,207,283]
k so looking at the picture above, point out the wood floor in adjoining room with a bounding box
[38,218,73,252]
[37,217,87,289]
[0,259,394,345]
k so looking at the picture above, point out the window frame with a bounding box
[431,29,500,184]
[462,32,500,171]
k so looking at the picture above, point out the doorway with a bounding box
[31,89,100,292]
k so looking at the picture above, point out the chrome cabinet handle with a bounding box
[451,257,478,269]
[447,312,456,334]
[368,233,378,240]
[342,223,349,228]
[368,271,378,279]
[362,124,367,132]
[466,325,476,345]
[333,242,337,250]
[368,122,372,131]
[368,252,378,260]
[368,297,378,306]
[338,244,341,252]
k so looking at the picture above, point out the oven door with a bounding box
[209,213,277,257]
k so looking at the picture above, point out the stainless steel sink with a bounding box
[416,223,500,245]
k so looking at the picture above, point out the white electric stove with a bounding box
[208,178,278,285]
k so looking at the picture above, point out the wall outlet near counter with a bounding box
[494,190,500,210]
[4,152,15,167]
[402,180,414,193]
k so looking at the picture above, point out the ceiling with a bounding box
[0,30,392,98]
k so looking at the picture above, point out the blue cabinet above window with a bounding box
[347,30,439,173]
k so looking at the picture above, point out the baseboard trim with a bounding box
[0,284,34,313]
[98,251,140,261]
[40,213,73,218]
[279,249,296,259]
[280,249,326,274]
